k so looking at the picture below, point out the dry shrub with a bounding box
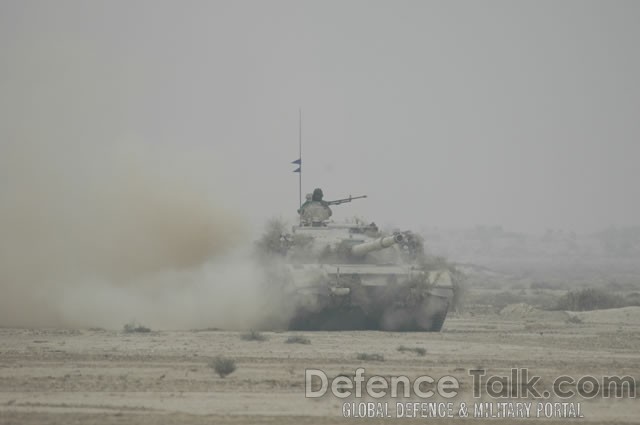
[241,330,268,341]
[553,288,624,311]
[285,335,311,345]
[123,321,151,333]
[357,353,384,362]
[565,315,583,324]
[210,356,236,378]
[397,345,426,356]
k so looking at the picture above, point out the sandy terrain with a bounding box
[1,307,638,424]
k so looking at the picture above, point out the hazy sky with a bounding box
[2,0,639,234]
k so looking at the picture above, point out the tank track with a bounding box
[288,297,450,332]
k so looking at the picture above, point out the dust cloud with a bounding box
[0,138,273,330]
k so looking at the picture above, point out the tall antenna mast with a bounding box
[298,108,302,216]
[291,109,303,226]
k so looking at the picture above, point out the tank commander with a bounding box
[299,187,332,225]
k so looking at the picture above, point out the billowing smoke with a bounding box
[0,138,273,330]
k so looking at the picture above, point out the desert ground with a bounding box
[1,302,638,424]
[3,244,640,424]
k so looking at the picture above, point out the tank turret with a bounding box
[351,233,404,256]
[299,191,367,226]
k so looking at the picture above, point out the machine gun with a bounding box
[326,195,367,206]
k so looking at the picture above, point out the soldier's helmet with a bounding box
[312,188,324,202]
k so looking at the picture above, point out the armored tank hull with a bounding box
[274,222,456,332]
[287,265,454,331]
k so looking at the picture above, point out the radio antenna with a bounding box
[291,109,303,226]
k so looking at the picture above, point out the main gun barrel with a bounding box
[351,233,404,256]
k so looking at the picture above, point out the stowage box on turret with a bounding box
[265,188,455,331]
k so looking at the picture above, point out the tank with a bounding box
[259,189,456,331]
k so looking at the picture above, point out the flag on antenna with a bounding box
[292,158,301,173]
